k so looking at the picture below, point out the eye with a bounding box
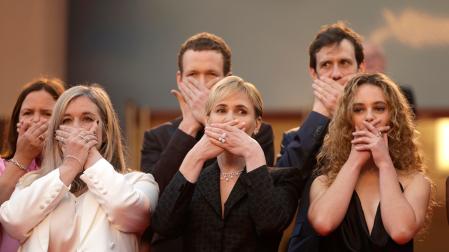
[216,108,226,113]
[21,110,32,116]
[353,107,364,113]
[186,72,197,77]
[61,117,72,124]
[320,62,331,69]
[340,59,352,66]
[42,111,52,118]
[82,116,95,122]
[375,106,386,112]
[237,109,248,115]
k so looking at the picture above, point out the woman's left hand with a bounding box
[205,122,258,157]
[351,120,391,167]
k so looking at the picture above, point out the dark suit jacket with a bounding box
[276,111,330,169]
[275,111,331,252]
[140,117,274,250]
[151,163,308,252]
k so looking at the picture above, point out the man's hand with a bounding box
[176,77,220,136]
[312,75,354,117]
[172,89,201,137]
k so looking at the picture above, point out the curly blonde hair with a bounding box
[317,73,424,183]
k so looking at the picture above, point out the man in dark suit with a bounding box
[276,22,366,251]
[141,32,274,252]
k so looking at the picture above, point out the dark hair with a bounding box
[309,22,364,71]
[178,32,232,75]
[1,78,65,159]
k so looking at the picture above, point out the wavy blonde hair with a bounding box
[20,85,127,192]
[317,73,424,183]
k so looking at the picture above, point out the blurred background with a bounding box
[1,0,449,250]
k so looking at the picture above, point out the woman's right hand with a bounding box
[14,120,48,165]
[55,125,98,171]
[190,133,224,162]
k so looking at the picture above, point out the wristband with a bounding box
[65,155,83,168]
[7,158,27,171]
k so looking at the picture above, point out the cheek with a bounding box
[18,114,32,123]
[208,113,227,123]
[352,115,364,129]
[317,69,331,78]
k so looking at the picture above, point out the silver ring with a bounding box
[376,131,382,137]
[218,137,226,144]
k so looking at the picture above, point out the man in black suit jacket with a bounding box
[141,32,274,252]
[276,23,366,251]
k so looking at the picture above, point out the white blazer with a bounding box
[0,158,159,252]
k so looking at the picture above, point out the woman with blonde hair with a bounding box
[307,73,431,251]
[0,85,159,251]
[152,76,306,251]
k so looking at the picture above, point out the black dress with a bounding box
[288,182,413,252]
[318,185,413,252]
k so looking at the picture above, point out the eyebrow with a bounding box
[235,105,249,109]
[63,112,96,116]
[353,101,387,106]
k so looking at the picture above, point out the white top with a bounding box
[0,158,159,252]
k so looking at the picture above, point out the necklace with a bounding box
[220,168,244,182]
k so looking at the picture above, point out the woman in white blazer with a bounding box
[0,85,159,251]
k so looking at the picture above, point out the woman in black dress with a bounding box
[307,73,432,251]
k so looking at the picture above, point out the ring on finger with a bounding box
[376,131,382,137]
[218,136,226,144]
[38,135,45,141]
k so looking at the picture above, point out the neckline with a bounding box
[353,191,381,238]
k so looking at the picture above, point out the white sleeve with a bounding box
[81,158,159,233]
[0,169,69,241]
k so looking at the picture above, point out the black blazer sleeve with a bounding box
[151,171,195,237]
[141,125,196,193]
[240,165,305,235]
[276,111,330,168]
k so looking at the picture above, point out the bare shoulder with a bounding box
[400,172,431,193]
[310,175,329,199]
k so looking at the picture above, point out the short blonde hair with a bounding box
[205,76,263,118]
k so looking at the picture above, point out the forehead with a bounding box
[65,96,99,114]
[182,50,224,72]
[215,90,252,106]
[353,84,386,102]
[315,39,356,62]
[21,90,55,109]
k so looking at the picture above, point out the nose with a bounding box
[331,65,342,81]
[225,112,235,122]
[198,75,207,87]
[364,109,375,122]
[32,113,40,123]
